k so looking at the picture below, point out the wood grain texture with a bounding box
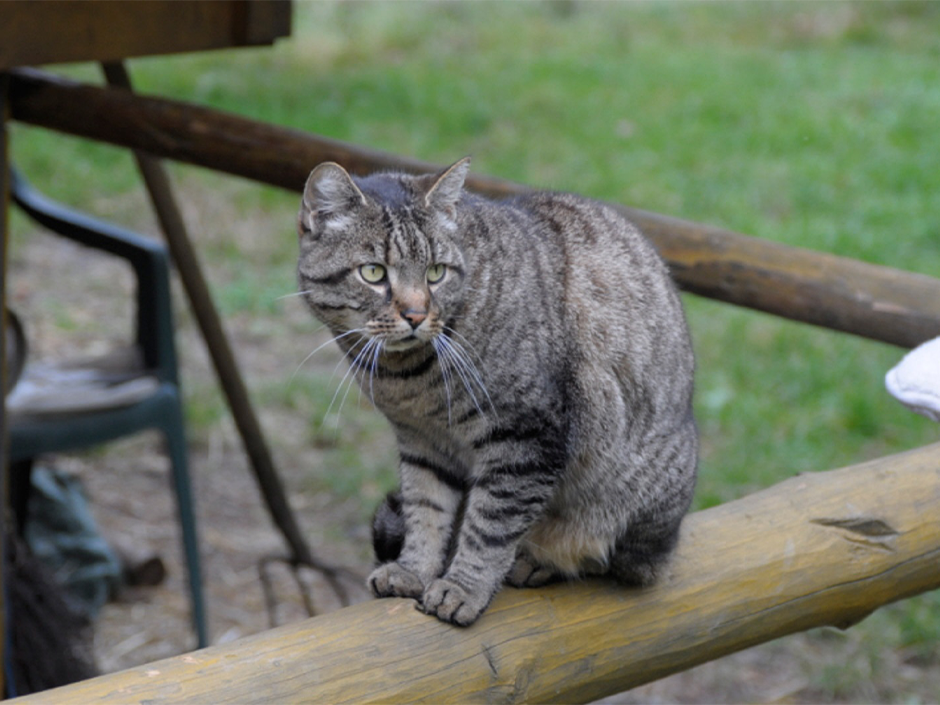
[0,1,291,70]
[12,442,940,704]
[9,69,940,348]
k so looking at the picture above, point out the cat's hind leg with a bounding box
[371,490,405,564]
[504,551,565,588]
[504,520,608,588]
[608,516,683,587]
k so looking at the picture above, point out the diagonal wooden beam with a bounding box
[98,62,346,613]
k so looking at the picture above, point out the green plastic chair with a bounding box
[6,169,207,648]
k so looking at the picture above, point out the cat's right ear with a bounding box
[299,162,367,234]
[424,157,471,221]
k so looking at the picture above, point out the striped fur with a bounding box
[297,158,697,626]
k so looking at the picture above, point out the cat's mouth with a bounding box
[383,335,426,353]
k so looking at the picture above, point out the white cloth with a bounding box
[885,336,940,423]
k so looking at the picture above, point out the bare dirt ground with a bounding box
[8,179,938,703]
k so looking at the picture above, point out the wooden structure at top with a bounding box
[0,0,291,69]
[2,11,940,701]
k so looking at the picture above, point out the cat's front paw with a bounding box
[420,577,492,627]
[368,562,425,599]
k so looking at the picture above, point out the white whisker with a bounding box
[328,334,367,384]
[432,337,455,425]
[290,328,364,385]
[276,290,315,301]
[434,332,495,419]
[444,333,494,408]
[443,326,489,373]
[368,337,384,407]
[330,336,378,425]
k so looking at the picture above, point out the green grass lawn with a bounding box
[9,1,940,700]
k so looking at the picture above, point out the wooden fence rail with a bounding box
[9,68,940,349]
[12,442,940,703]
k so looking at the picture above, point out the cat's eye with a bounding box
[426,263,446,284]
[359,263,387,284]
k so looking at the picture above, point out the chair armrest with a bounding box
[9,168,178,382]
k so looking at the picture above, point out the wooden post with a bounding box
[10,442,940,704]
[0,70,10,700]
[8,69,940,349]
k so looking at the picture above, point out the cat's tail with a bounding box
[371,490,405,564]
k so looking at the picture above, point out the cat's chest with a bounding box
[369,374,485,452]
[373,380,444,423]
[366,366,451,425]
[367,349,490,422]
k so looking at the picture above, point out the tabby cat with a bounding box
[296,158,697,626]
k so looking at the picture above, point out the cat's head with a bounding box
[297,158,471,352]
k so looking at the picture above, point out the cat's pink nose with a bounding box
[402,309,427,329]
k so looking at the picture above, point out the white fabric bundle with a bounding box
[885,336,940,423]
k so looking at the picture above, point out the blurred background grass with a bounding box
[8,1,939,700]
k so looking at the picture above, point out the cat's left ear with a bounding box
[300,162,367,234]
[424,157,471,220]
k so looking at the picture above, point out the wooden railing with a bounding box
[7,70,940,703]
[12,443,940,703]
[9,69,940,349]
